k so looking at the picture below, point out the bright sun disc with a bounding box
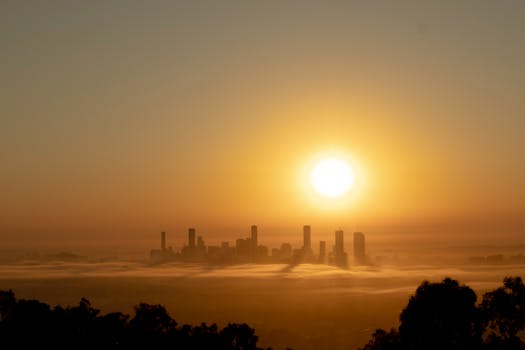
[310,158,354,197]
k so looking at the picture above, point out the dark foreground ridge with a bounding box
[360,276,525,350]
[2,277,525,349]
[0,290,275,350]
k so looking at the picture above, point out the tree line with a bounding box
[360,276,525,350]
[0,290,267,349]
[2,276,525,349]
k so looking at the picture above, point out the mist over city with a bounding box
[2,226,525,349]
[2,1,525,349]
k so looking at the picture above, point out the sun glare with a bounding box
[310,158,355,198]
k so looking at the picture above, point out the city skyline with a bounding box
[2,2,525,349]
[150,225,364,269]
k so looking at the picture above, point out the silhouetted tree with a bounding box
[47,297,102,348]
[188,322,221,349]
[95,311,129,346]
[0,289,16,321]
[0,290,267,349]
[399,277,482,350]
[480,276,525,350]
[127,302,177,347]
[360,278,484,350]
[220,323,258,350]
[0,296,53,346]
[359,328,401,350]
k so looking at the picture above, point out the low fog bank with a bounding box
[1,261,524,349]
[0,261,522,290]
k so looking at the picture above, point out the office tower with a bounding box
[353,232,365,265]
[188,228,196,248]
[280,243,292,257]
[161,231,166,251]
[334,229,348,268]
[250,225,258,261]
[303,225,311,250]
[335,229,344,254]
[319,241,326,263]
[251,225,258,248]
[236,238,251,258]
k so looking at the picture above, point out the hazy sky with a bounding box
[2,1,524,245]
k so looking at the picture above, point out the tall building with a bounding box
[319,241,326,263]
[197,236,205,249]
[251,225,258,248]
[161,231,166,251]
[353,232,366,265]
[250,225,258,261]
[334,229,348,268]
[280,243,292,257]
[236,238,251,259]
[188,228,196,248]
[303,225,311,250]
[335,229,344,254]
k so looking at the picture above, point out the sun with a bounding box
[310,158,355,198]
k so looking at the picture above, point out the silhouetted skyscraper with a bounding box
[161,231,166,251]
[280,243,292,257]
[353,232,365,265]
[335,229,344,254]
[334,229,348,268]
[250,225,258,261]
[251,225,258,248]
[236,238,250,259]
[319,241,326,263]
[303,225,311,250]
[188,228,196,248]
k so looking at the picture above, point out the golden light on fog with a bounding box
[310,158,355,198]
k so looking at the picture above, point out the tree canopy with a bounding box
[0,289,262,349]
[3,277,525,350]
[360,276,525,350]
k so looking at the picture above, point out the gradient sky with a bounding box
[2,1,524,246]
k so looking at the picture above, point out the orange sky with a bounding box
[1,1,524,246]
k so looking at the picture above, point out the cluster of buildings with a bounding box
[150,225,367,269]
